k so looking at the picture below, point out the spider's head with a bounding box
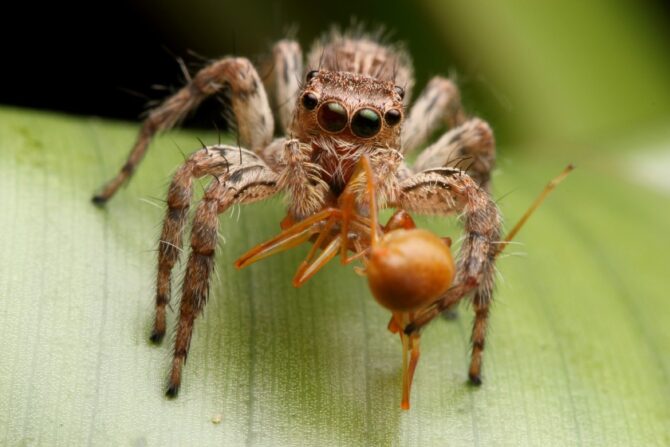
[291,69,405,148]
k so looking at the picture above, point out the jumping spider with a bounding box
[93,30,500,399]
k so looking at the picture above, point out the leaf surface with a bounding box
[0,108,668,446]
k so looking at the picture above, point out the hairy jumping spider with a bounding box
[93,29,500,398]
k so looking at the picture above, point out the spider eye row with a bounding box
[301,93,402,138]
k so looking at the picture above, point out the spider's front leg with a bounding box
[151,145,270,343]
[163,137,328,397]
[395,168,502,385]
[148,145,280,397]
[93,56,274,204]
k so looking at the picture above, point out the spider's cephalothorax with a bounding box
[291,69,404,196]
[93,30,500,398]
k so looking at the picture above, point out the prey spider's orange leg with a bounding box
[292,215,341,286]
[396,317,423,410]
[407,332,421,394]
[388,311,422,410]
[292,218,373,285]
[333,154,382,264]
[292,237,342,286]
[240,156,383,287]
[339,187,356,264]
[360,155,380,247]
[234,208,339,269]
[404,334,422,409]
[294,155,380,284]
[363,155,420,409]
[358,155,424,410]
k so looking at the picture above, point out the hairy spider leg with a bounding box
[407,164,575,332]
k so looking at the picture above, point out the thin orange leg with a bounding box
[234,208,340,269]
[406,333,421,398]
[389,311,421,410]
[394,312,422,410]
[292,237,341,286]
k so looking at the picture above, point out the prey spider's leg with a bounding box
[93,57,274,204]
[167,164,280,397]
[234,208,339,269]
[335,155,376,263]
[294,154,382,283]
[352,155,425,409]
[401,77,466,155]
[292,214,340,283]
[412,118,496,191]
[292,237,341,286]
[395,168,501,385]
[151,145,270,343]
[265,40,303,133]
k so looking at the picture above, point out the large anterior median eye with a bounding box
[317,101,348,132]
[351,108,382,138]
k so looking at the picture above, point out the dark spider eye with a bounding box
[301,92,319,110]
[384,109,402,126]
[306,70,319,82]
[317,101,348,132]
[394,85,405,100]
[351,108,382,138]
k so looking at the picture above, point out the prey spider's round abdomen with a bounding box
[367,229,455,312]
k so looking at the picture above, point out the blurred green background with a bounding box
[1,0,669,445]
[130,0,670,150]
[6,0,670,152]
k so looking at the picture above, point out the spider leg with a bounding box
[166,160,280,397]
[93,57,274,204]
[263,40,304,133]
[468,295,489,384]
[151,145,270,343]
[413,118,495,191]
[395,168,501,385]
[401,77,466,155]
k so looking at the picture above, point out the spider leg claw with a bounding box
[468,373,482,386]
[149,329,165,344]
[91,194,108,206]
[165,384,180,398]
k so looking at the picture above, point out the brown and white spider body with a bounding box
[93,30,501,400]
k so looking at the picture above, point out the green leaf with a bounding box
[0,107,668,446]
